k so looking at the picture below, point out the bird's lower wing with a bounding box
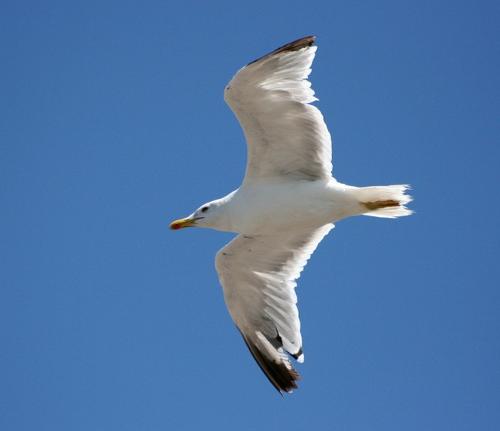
[215,224,334,393]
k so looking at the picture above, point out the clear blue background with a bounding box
[1,1,499,430]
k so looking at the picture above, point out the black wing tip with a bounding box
[274,35,316,53]
[247,35,317,66]
[240,331,301,394]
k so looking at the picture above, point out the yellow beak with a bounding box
[170,216,197,230]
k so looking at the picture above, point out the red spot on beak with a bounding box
[170,217,193,230]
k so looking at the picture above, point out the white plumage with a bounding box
[216,225,334,363]
[224,42,332,183]
[171,36,412,393]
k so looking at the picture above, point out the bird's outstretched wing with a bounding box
[215,224,334,393]
[224,35,333,183]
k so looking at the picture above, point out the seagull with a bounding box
[170,36,412,394]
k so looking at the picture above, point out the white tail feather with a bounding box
[356,184,413,218]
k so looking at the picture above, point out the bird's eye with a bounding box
[201,206,209,213]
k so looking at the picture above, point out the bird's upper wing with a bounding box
[224,36,333,183]
[215,224,334,393]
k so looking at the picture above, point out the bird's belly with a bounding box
[227,181,353,234]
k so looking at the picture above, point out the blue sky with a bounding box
[1,0,499,430]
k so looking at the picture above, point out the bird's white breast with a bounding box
[222,179,359,235]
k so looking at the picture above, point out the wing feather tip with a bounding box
[247,35,317,66]
[239,330,301,394]
[291,347,304,363]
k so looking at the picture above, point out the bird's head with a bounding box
[170,199,228,231]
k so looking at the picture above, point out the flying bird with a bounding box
[170,36,412,394]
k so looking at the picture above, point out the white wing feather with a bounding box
[224,36,333,183]
[215,224,334,392]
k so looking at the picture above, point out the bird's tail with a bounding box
[355,184,413,218]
